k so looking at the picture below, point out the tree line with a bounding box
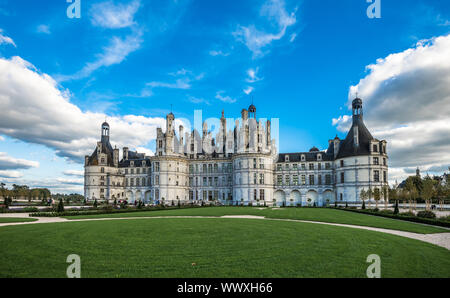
[360,174,450,211]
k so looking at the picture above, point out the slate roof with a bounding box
[87,140,115,167]
[335,117,374,159]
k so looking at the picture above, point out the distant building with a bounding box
[84,98,389,206]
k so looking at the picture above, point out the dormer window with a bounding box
[130,161,134,167]
[301,155,305,161]
[373,144,378,152]
[285,155,289,162]
[317,154,322,161]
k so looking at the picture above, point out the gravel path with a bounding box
[1,213,449,250]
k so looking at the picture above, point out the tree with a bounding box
[57,199,65,213]
[367,187,373,208]
[405,179,417,212]
[382,185,389,208]
[393,200,399,215]
[373,187,381,209]
[421,177,435,211]
[360,189,367,209]
[93,199,98,208]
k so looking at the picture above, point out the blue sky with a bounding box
[0,0,449,193]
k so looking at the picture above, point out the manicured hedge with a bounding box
[29,205,208,217]
[334,207,450,228]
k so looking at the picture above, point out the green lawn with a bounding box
[0,217,37,223]
[64,207,448,234]
[0,218,448,278]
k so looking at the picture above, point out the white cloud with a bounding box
[246,67,263,83]
[0,136,4,141]
[188,96,210,105]
[0,28,16,47]
[57,30,143,81]
[0,152,39,170]
[243,86,254,95]
[233,0,296,57]
[332,34,450,184]
[147,70,205,90]
[147,78,191,89]
[0,56,168,163]
[56,177,84,185]
[135,147,154,157]
[215,91,236,103]
[0,170,23,178]
[36,24,51,34]
[90,0,140,29]
[209,50,230,57]
[63,170,84,177]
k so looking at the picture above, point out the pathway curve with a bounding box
[1,213,449,250]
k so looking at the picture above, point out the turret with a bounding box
[123,147,129,160]
[101,122,110,143]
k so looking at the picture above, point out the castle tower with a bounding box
[101,121,110,143]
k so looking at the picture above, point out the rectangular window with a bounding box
[254,173,257,184]
[208,177,212,186]
[285,175,290,186]
[203,164,207,173]
[340,160,344,167]
[318,163,321,170]
[214,177,218,186]
[254,189,257,200]
[301,175,306,185]
[325,163,331,170]
[318,175,322,185]
[277,175,283,186]
[373,157,379,165]
[253,158,257,169]
[259,174,265,185]
[309,175,315,185]
[309,163,314,170]
[203,177,207,186]
[214,164,218,173]
[374,170,380,182]
[293,164,298,170]
[301,164,306,170]
[373,145,378,152]
[383,158,386,166]
[155,162,160,172]
[260,189,265,201]
[293,175,299,185]
[340,172,345,183]
[326,174,331,185]
[285,164,289,170]
[383,171,387,182]
[277,164,282,171]
[259,159,264,169]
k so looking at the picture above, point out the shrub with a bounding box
[372,208,379,212]
[361,200,366,210]
[345,202,348,208]
[417,210,436,219]
[93,199,98,208]
[399,211,415,217]
[57,199,64,213]
[23,207,39,212]
[393,200,399,215]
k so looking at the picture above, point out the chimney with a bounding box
[113,147,119,167]
[123,147,129,160]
